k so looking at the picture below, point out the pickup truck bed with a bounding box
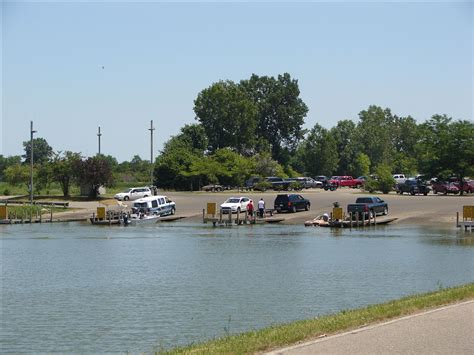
[347,197,388,218]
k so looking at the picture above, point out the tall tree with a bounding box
[301,124,339,177]
[23,137,53,164]
[330,120,357,175]
[241,73,308,164]
[74,156,114,198]
[353,106,395,169]
[48,151,82,197]
[418,115,474,194]
[0,155,22,180]
[194,81,257,154]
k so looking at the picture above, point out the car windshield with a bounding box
[123,188,133,193]
[226,198,240,203]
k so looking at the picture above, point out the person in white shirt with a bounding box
[258,198,265,218]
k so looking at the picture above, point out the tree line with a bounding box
[1,72,473,196]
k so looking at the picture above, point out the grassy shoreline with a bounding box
[160,283,474,354]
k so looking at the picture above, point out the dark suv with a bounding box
[274,194,310,213]
[396,179,431,195]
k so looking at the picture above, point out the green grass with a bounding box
[159,283,474,354]
[3,204,69,219]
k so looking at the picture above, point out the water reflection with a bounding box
[1,222,473,352]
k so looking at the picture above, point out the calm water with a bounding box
[1,222,473,352]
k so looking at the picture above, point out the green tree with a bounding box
[254,151,286,177]
[301,124,338,177]
[23,137,53,164]
[241,73,308,164]
[194,80,257,154]
[180,124,208,152]
[4,164,32,188]
[446,120,474,194]
[74,156,114,198]
[375,163,396,194]
[330,120,357,175]
[211,148,255,187]
[48,151,82,197]
[418,116,474,194]
[0,155,22,180]
[154,134,203,190]
[353,153,371,177]
[354,106,395,169]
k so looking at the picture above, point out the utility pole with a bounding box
[29,121,37,205]
[97,126,102,155]
[149,120,155,186]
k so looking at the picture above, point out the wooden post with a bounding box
[244,210,248,224]
[50,204,53,222]
[108,211,111,226]
[350,212,353,230]
[219,208,223,224]
[456,212,459,227]
[29,209,32,224]
[356,211,359,226]
[373,211,376,225]
[236,210,240,225]
[202,208,205,223]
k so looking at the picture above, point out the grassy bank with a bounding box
[161,283,474,354]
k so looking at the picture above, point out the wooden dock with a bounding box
[202,208,283,227]
[456,207,473,232]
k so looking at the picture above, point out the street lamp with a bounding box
[149,120,155,186]
[30,121,37,204]
[97,126,102,155]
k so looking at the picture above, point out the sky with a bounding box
[2,1,472,162]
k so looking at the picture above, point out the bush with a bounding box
[376,164,396,194]
[364,178,378,193]
[253,181,271,192]
[289,182,303,191]
[3,188,10,196]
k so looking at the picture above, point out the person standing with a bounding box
[247,199,254,220]
[258,198,265,218]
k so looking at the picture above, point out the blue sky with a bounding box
[2,1,472,162]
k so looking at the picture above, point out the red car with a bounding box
[452,180,474,194]
[431,181,460,195]
[328,176,365,188]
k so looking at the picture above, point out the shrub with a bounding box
[253,181,271,192]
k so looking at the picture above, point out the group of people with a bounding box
[246,198,266,219]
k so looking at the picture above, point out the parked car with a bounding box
[328,176,364,188]
[202,184,224,192]
[431,181,460,195]
[114,187,152,201]
[245,177,261,190]
[274,194,310,213]
[220,196,251,214]
[314,175,329,187]
[396,179,431,195]
[266,176,292,190]
[449,178,474,194]
[286,177,322,189]
[393,174,407,184]
[347,196,388,219]
[132,195,176,216]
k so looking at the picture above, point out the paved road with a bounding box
[267,300,474,354]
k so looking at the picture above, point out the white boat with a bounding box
[124,213,160,225]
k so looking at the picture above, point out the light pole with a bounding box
[149,120,155,186]
[97,126,102,155]
[29,121,37,204]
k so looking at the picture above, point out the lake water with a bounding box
[1,222,473,352]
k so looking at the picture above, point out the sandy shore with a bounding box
[42,188,474,227]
